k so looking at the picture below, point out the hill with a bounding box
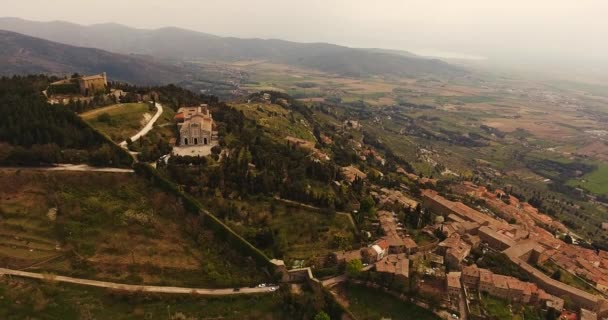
[0,30,192,84]
[0,17,466,78]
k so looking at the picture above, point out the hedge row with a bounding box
[133,163,275,271]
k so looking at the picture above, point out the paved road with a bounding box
[0,268,276,296]
[119,102,163,148]
[0,164,133,173]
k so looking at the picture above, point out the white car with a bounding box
[269,286,278,292]
[257,283,266,288]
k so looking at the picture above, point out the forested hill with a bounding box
[0,18,466,78]
[0,30,191,85]
[0,75,131,166]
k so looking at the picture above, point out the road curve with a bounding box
[0,267,276,296]
[119,102,163,148]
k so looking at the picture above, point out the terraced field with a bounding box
[0,169,266,287]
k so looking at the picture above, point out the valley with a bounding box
[1,14,608,320]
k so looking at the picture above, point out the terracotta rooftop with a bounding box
[447,272,462,289]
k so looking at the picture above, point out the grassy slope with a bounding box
[201,198,356,267]
[231,102,316,142]
[0,169,266,287]
[341,283,440,320]
[82,103,151,142]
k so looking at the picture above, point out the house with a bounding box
[580,309,598,320]
[447,272,462,301]
[462,264,481,288]
[461,264,564,312]
[491,274,511,299]
[375,253,410,286]
[478,226,516,250]
[403,237,419,255]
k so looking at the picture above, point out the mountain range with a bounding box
[0,17,466,80]
[0,30,194,85]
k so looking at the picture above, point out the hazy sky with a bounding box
[4,0,608,71]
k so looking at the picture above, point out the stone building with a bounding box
[78,73,107,96]
[174,105,217,146]
[48,72,108,96]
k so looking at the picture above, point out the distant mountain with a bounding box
[0,30,193,85]
[0,17,466,78]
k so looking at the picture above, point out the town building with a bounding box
[503,242,605,314]
[375,253,410,286]
[458,264,565,311]
[580,309,598,320]
[447,272,462,302]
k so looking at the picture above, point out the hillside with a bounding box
[0,30,192,84]
[0,17,466,78]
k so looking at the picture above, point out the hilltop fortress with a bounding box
[49,72,108,96]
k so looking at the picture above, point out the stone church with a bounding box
[174,105,217,146]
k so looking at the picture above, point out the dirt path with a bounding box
[119,102,163,148]
[0,267,276,296]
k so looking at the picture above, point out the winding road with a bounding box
[0,267,276,296]
[0,164,134,173]
[119,102,163,148]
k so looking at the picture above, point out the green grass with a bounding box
[0,277,286,320]
[536,260,599,295]
[480,294,511,320]
[217,198,356,267]
[232,103,316,142]
[480,294,544,320]
[341,283,440,320]
[82,103,152,142]
[568,163,608,195]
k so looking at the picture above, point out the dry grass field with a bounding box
[0,169,266,287]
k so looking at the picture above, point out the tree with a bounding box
[346,259,363,277]
[360,195,375,215]
[314,311,330,320]
[545,307,559,320]
[550,269,561,281]
[564,234,573,244]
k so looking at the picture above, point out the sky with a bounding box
[3,0,608,73]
